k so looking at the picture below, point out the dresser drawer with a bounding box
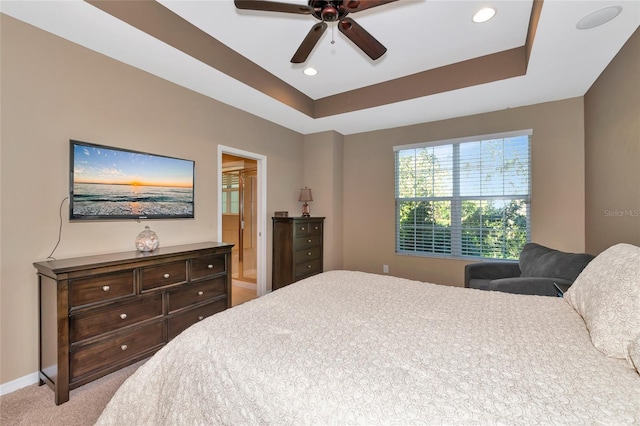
[294,221,323,236]
[70,320,163,381]
[191,254,226,280]
[294,235,321,250]
[167,276,226,313]
[70,270,135,308]
[70,293,162,343]
[295,259,322,279]
[295,246,322,262]
[167,299,227,340]
[140,261,187,291]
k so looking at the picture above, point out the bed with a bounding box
[96,243,640,425]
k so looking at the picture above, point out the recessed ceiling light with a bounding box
[576,6,622,30]
[473,7,496,23]
[303,67,318,76]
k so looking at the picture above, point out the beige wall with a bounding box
[343,97,587,286]
[0,15,304,385]
[584,28,640,254]
[303,131,344,271]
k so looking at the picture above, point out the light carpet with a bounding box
[0,360,143,426]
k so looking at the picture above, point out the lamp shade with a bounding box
[298,188,313,202]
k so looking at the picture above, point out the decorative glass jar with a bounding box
[135,226,160,252]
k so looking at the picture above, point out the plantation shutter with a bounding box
[222,171,240,214]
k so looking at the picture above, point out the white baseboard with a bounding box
[0,371,39,396]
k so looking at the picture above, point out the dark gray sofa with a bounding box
[464,243,595,296]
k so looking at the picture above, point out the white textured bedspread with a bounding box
[96,271,640,425]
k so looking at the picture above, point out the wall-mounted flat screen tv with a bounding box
[70,140,195,220]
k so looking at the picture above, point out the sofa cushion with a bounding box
[489,277,571,296]
[467,279,491,291]
[519,243,595,282]
[464,262,520,285]
[564,243,640,361]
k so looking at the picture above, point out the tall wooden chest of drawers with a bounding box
[272,217,325,290]
[33,242,233,405]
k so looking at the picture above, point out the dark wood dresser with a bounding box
[33,241,233,405]
[272,217,325,290]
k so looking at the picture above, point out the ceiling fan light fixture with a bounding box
[576,6,622,30]
[473,7,496,23]
[303,67,318,76]
[321,5,339,21]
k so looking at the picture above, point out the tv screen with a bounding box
[70,140,195,220]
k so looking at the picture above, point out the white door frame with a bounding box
[217,145,267,297]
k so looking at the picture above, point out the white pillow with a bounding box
[627,334,640,375]
[564,243,640,360]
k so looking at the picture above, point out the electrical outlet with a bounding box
[383,264,389,274]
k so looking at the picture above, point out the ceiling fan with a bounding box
[234,0,398,63]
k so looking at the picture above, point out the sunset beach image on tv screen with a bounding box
[70,141,195,219]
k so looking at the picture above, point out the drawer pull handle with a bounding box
[307,239,312,243]
[207,264,213,269]
[198,316,204,321]
[163,273,170,279]
[121,344,128,351]
[307,265,313,269]
[301,227,305,231]
[197,291,204,296]
[307,252,312,256]
[120,313,127,320]
[314,226,319,230]
[102,285,110,292]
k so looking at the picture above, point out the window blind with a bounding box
[394,130,531,260]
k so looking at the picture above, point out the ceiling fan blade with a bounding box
[344,0,399,13]
[234,0,313,14]
[338,17,386,60]
[291,22,328,63]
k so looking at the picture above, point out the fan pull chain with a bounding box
[331,22,335,44]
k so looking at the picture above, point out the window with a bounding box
[221,171,240,215]
[394,130,531,260]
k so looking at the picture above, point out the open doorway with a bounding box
[218,146,267,306]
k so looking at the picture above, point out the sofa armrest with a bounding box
[464,262,520,287]
[489,277,573,296]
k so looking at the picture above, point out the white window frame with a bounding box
[394,130,532,260]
